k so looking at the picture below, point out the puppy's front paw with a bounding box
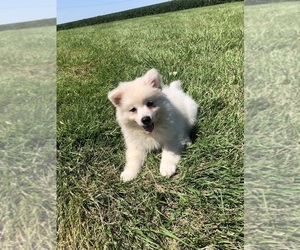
[120,169,138,182]
[160,164,176,177]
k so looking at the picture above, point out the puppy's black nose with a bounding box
[141,116,152,125]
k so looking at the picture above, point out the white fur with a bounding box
[108,69,198,182]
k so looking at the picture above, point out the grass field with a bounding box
[57,2,243,249]
[0,26,56,248]
[245,2,300,249]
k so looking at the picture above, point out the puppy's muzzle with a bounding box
[141,116,152,125]
[141,116,154,133]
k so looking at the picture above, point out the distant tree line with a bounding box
[57,0,242,31]
[0,18,56,32]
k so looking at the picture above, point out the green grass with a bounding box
[57,2,243,249]
[0,26,56,249]
[245,2,300,249]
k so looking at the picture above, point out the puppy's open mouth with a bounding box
[143,123,154,133]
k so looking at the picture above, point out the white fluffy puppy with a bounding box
[108,69,198,182]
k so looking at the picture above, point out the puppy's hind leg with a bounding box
[169,80,182,89]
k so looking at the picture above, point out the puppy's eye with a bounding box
[146,101,154,107]
[129,107,137,112]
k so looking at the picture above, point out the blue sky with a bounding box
[0,0,170,25]
[57,0,170,24]
[0,0,56,25]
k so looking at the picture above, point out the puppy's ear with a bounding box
[108,87,123,107]
[144,68,162,89]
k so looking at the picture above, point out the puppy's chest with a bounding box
[143,134,161,151]
[124,130,161,151]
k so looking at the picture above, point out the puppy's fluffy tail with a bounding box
[170,80,182,89]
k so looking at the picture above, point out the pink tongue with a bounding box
[144,124,154,133]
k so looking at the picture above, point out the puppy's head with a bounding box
[108,69,163,133]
